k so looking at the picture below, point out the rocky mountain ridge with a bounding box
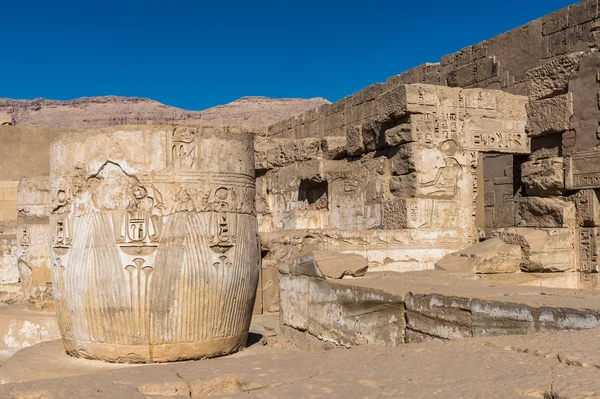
[0,95,330,129]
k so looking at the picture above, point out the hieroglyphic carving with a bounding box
[124,258,154,338]
[50,126,260,363]
[469,151,479,219]
[118,185,164,245]
[168,126,198,171]
[421,140,463,197]
[20,227,30,248]
[208,212,237,254]
[578,228,598,273]
[566,150,600,189]
[574,189,600,226]
[464,120,529,153]
[412,113,461,145]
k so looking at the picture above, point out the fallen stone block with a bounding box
[312,250,369,279]
[435,238,523,274]
[492,227,576,272]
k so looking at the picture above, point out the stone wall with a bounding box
[264,0,600,280]
[256,84,529,312]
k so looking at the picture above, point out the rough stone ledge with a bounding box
[279,268,600,347]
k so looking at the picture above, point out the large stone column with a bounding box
[50,125,259,363]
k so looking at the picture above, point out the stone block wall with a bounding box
[265,0,600,280]
[257,84,529,312]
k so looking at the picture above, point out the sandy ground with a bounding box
[1,314,600,398]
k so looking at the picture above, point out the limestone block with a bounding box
[565,150,600,190]
[493,228,576,272]
[390,174,417,197]
[435,238,522,274]
[404,293,471,341]
[526,52,584,100]
[471,300,535,337]
[388,144,416,176]
[0,223,18,285]
[321,136,347,160]
[307,279,404,347]
[383,122,413,147]
[311,250,368,279]
[519,197,576,228]
[280,253,326,279]
[279,274,309,331]
[526,94,573,137]
[49,125,260,363]
[266,138,320,168]
[574,189,600,226]
[345,125,365,156]
[261,266,280,313]
[521,157,565,196]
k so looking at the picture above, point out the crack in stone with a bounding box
[171,368,193,399]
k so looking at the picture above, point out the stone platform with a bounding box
[280,265,600,347]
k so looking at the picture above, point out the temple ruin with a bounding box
[3,0,600,396]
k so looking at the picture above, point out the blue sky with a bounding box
[2,0,575,110]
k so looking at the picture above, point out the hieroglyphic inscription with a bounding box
[464,118,529,154]
[167,126,198,171]
[412,113,461,145]
[578,228,598,273]
[467,131,530,153]
[574,189,599,226]
[566,151,600,189]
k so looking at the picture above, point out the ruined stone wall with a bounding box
[265,0,600,278]
[256,84,528,312]
[0,126,78,287]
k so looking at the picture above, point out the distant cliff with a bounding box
[0,95,330,129]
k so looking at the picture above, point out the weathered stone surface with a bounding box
[574,189,600,226]
[265,138,321,168]
[521,157,565,196]
[404,293,472,341]
[49,125,260,363]
[577,227,599,273]
[16,177,53,311]
[311,250,368,279]
[526,52,583,100]
[483,154,517,229]
[526,94,573,137]
[492,227,576,272]
[306,279,404,347]
[0,223,18,285]
[569,52,600,152]
[0,304,60,360]
[565,149,600,190]
[435,238,522,274]
[519,197,576,228]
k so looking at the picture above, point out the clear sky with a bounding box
[2,0,575,110]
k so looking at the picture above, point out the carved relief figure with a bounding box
[171,127,198,171]
[422,140,463,197]
[122,185,163,244]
